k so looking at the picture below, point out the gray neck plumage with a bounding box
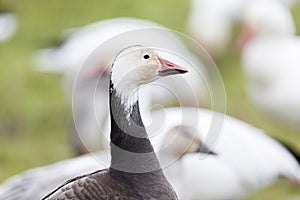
[109,80,161,173]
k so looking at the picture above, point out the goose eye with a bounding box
[143,54,150,59]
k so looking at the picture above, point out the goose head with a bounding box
[111,45,188,86]
[160,125,215,161]
[110,45,188,109]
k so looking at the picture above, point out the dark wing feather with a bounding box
[41,169,106,200]
[42,169,139,200]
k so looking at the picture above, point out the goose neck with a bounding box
[109,81,161,173]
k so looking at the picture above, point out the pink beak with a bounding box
[237,25,255,50]
[158,57,188,76]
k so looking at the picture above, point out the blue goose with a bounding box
[41,46,187,199]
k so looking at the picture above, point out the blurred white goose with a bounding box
[34,17,208,154]
[186,0,245,58]
[0,12,17,42]
[1,107,299,200]
[186,0,296,59]
[240,0,300,128]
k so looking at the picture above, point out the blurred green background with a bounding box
[0,0,299,199]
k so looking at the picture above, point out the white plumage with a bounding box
[241,0,300,128]
[0,13,17,42]
[1,107,299,200]
[150,107,300,199]
[186,0,245,58]
[186,0,296,58]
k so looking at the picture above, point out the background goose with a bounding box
[186,0,245,59]
[150,107,300,199]
[34,17,208,154]
[0,12,17,42]
[41,46,188,199]
[240,0,300,129]
[186,0,296,59]
[1,107,299,200]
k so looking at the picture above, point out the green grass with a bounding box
[0,0,299,199]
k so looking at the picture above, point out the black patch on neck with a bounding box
[109,81,155,154]
[109,81,161,171]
